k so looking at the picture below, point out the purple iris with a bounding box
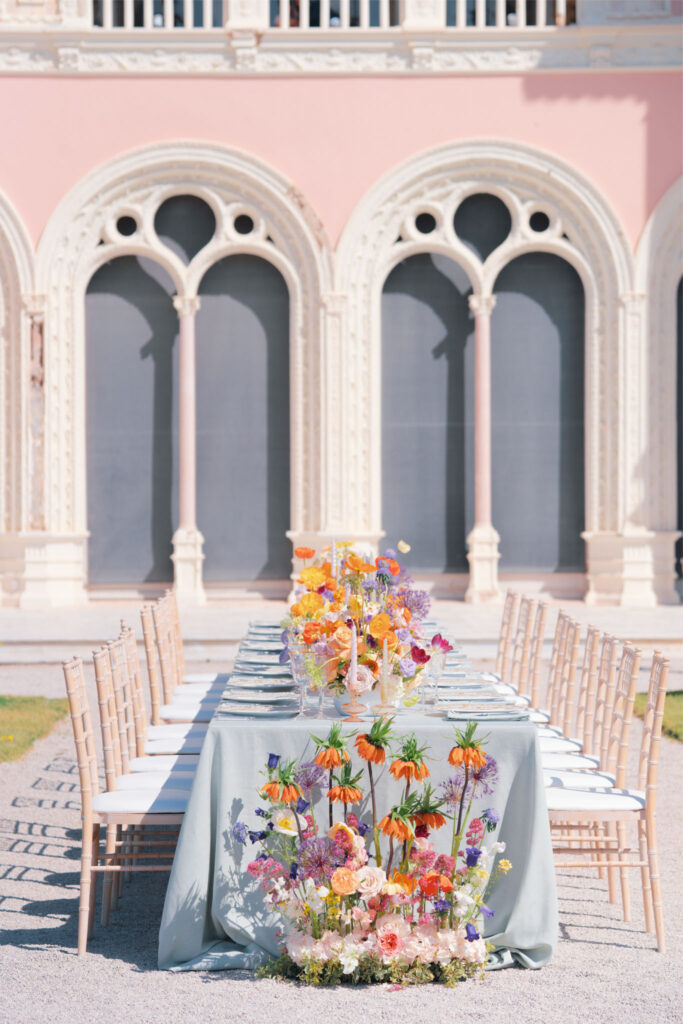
[248,830,267,844]
[465,923,480,942]
[296,797,310,815]
[267,753,281,770]
[231,822,248,846]
[255,807,268,818]
[481,904,494,918]
[289,862,298,879]
[465,847,482,867]
[433,898,451,913]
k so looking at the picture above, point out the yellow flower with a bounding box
[499,859,512,874]
[299,566,327,591]
[298,592,324,616]
[475,868,488,883]
[397,540,411,553]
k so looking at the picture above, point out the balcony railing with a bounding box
[90,0,575,31]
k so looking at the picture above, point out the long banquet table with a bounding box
[158,691,558,972]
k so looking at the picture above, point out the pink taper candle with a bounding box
[348,621,358,693]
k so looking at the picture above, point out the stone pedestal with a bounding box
[171,526,206,605]
[583,530,681,606]
[465,523,502,604]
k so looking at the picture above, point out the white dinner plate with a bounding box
[233,662,292,678]
[227,675,295,692]
[216,704,300,719]
[221,689,298,705]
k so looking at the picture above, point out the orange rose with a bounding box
[330,867,360,896]
[328,624,353,658]
[302,621,323,645]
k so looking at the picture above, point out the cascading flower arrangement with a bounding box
[282,542,436,707]
[231,722,511,987]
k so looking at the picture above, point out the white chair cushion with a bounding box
[147,724,208,740]
[144,735,205,755]
[529,710,550,723]
[536,724,563,737]
[539,735,583,753]
[182,673,229,689]
[129,754,200,773]
[544,768,616,790]
[93,787,189,814]
[541,751,600,770]
[115,771,195,790]
[546,786,645,813]
[160,704,216,723]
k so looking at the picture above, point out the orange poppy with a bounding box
[391,870,417,894]
[368,613,391,639]
[389,759,430,783]
[328,785,363,804]
[290,603,302,617]
[315,748,349,770]
[299,566,327,591]
[298,592,324,617]
[346,555,365,573]
[302,621,323,645]
[448,747,487,769]
[412,811,447,830]
[418,872,440,898]
[294,546,316,559]
[378,815,413,842]
[355,734,386,765]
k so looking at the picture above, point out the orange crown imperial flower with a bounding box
[260,781,301,804]
[412,810,447,831]
[355,734,386,765]
[389,759,429,783]
[315,747,348,770]
[328,784,363,804]
[378,815,413,842]
[448,746,487,769]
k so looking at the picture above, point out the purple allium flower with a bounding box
[465,847,482,868]
[384,548,397,558]
[232,822,248,846]
[465,923,480,942]
[357,821,371,838]
[295,761,326,791]
[439,772,467,808]
[298,838,344,884]
[481,904,494,918]
[482,808,500,832]
[433,898,451,913]
[296,797,310,815]
[470,756,498,796]
[267,753,281,770]
[401,588,431,622]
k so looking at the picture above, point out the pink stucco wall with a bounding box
[1,71,681,250]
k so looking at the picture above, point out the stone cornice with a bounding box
[0,24,680,75]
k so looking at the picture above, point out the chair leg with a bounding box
[646,814,666,953]
[78,823,94,956]
[87,823,100,939]
[594,823,606,879]
[637,817,654,933]
[101,825,116,926]
[112,824,122,910]
[606,823,619,904]
[616,821,630,922]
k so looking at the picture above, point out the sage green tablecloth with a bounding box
[158,713,557,971]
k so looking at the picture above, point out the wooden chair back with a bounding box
[575,625,601,753]
[553,618,581,735]
[165,589,186,684]
[63,657,101,815]
[527,600,548,707]
[140,603,164,726]
[496,591,520,679]
[544,611,569,715]
[638,652,670,811]
[603,642,642,789]
[592,634,621,765]
[92,645,126,789]
[152,598,178,705]
[509,596,537,692]
[120,621,148,757]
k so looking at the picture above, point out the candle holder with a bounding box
[340,692,367,721]
[372,701,397,718]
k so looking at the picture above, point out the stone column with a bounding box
[171,295,206,605]
[465,294,501,604]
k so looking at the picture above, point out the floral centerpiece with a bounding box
[232,721,510,986]
[282,542,442,708]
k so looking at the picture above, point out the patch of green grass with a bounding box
[0,695,69,763]
[634,690,683,743]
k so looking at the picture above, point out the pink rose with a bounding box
[356,865,386,899]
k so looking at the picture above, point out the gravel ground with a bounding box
[0,666,681,1024]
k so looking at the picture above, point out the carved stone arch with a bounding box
[336,139,638,602]
[635,177,683,601]
[35,141,332,601]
